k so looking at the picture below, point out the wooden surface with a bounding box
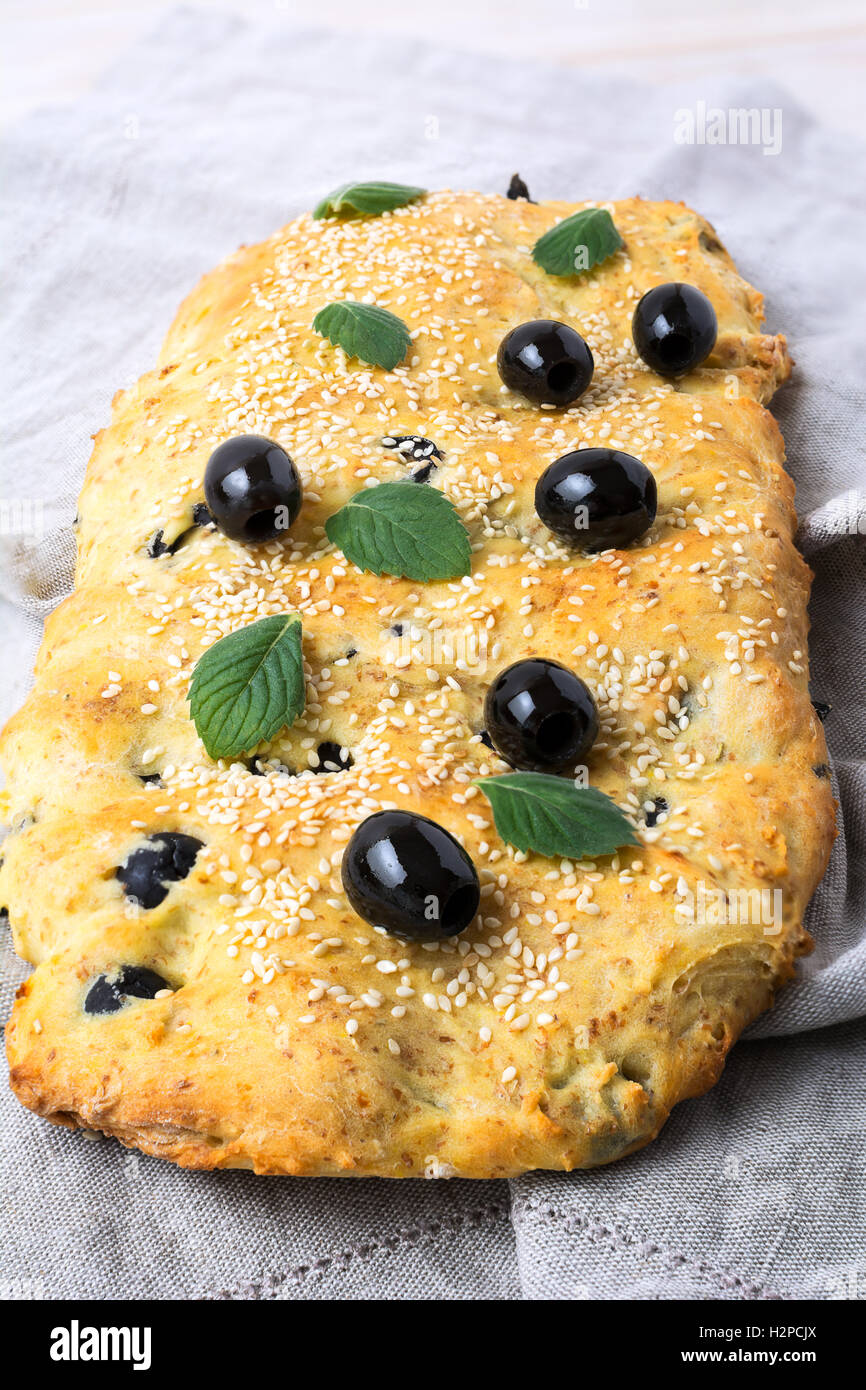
[3,0,864,137]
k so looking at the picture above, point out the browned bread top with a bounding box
[2,193,833,1176]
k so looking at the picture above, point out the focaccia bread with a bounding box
[2,189,834,1177]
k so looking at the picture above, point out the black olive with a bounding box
[342,810,480,941]
[382,435,443,463]
[147,530,172,559]
[644,796,669,827]
[84,965,171,1016]
[313,741,353,773]
[497,320,594,407]
[535,448,657,551]
[147,503,215,558]
[632,283,717,376]
[204,434,302,544]
[507,173,535,202]
[116,833,203,909]
[484,658,599,773]
[410,461,438,484]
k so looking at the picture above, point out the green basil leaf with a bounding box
[313,180,426,220]
[475,772,638,859]
[313,300,411,371]
[188,614,305,760]
[325,482,471,582]
[532,207,624,277]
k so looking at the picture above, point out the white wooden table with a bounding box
[3,0,865,137]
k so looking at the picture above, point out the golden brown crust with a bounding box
[2,192,834,1176]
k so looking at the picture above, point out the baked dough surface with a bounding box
[2,192,834,1176]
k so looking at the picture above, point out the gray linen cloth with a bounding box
[1,8,863,1301]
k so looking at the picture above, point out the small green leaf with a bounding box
[532,207,624,278]
[475,772,638,859]
[313,180,426,220]
[325,482,471,582]
[313,300,411,371]
[188,615,305,761]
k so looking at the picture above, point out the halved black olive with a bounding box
[645,796,669,827]
[410,461,438,484]
[84,965,170,1016]
[146,530,175,559]
[382,435,443,463]
[314,741,353,773]
[146,505,215,559]
[507,173,535,203]
[117,832,203,909]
